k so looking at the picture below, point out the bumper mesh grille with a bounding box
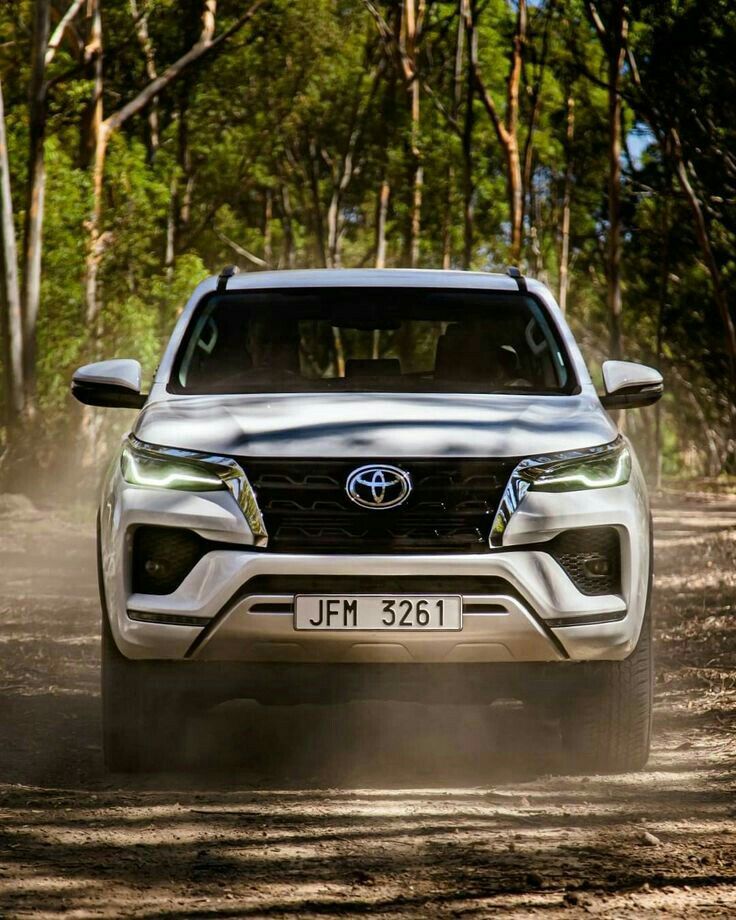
[547,527,621,596]
[131,526,206,595]
[241,458,517,553]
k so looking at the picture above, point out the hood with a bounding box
[134,392,616,459]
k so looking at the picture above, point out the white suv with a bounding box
[73,268,663,773]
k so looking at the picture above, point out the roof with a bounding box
[211,267,538,295]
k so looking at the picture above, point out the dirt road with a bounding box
[0,492,734,918]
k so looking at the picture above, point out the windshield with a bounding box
[170,287,575,395]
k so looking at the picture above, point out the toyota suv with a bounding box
[72,268,663,773]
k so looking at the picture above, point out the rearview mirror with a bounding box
[600,360,663,410]
[71,359,146,409]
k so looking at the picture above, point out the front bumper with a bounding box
[100,464,651,665]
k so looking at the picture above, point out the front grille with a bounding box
[547,527,621,596]
[241,458,517,553]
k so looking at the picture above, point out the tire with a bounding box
[558,604,653,774]
[97,516,189,773]
[101,613,189,772]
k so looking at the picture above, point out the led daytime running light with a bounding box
[522,446,631,492]
[121,446,224,491]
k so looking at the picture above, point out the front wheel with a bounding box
[558,607,653,774]
[101,614,188,772]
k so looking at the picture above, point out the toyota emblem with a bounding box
[346,464,412,510]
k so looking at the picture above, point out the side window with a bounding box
[178,309,219,387]
[525,302,568,388]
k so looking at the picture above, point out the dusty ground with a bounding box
[0,491,734,918]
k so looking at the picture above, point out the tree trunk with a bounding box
[164,172,177,281]
[177,102,194,228]
[506,0,525,263]
[332,327,346,377]
[654,192,670,489]
[410,155,423,267]
[461,80,473,269]
[326,187,340,268]
[403,0,423,267]
[442,166,453,270]
[529,183,544,279]
[129,0,160,159]
[373,177,390,357]
[458,2,473,269]
[467,0,526,264]
[587,1,626,359]
[0,78,24,425]
[558,94,574,314]
[505,146,523,263]
[308,140,327,268]
[263,189,273,267]
[606,14,626,360]
[521,0,551,237]
[375,178,390,269]
[20,0,51,413]
[280,182,295,269]
[84,0,105,332]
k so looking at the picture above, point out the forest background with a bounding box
[1,0,734,494]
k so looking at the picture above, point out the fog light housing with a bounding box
[548,527,621,596]
[582,555,610,578]
[132,526,206,595]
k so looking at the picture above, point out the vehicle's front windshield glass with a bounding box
[171,287,575,395]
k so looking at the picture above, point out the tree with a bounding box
[0,77,23,427]
[467,0,527,263]
[84,0,267,331]
[1,0,734,485]
[585,0,628,361]
[625,1,736,403]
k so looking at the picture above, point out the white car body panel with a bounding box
[74,358,142,392]
[134,391,617,459]
[602,359,663,395]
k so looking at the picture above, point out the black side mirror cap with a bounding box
[600,383,663,410]
[71,381,147,409]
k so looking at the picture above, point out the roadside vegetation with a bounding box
[0,0,735,492]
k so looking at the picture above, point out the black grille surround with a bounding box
[240,457,519,554]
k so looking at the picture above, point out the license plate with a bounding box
[294,595,462,631]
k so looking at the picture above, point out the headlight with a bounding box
[491,438,630,546]
[121,442,226,492]
[517,440,631,492]
[120,437,268,546]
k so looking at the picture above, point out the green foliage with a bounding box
[0,0,733,479]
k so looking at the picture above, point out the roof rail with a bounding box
[506,266,527,292]
[217,264,240,293]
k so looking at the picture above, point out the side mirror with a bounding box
[71,359,146,409]
[600,360,663,410]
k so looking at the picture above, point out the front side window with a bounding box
[171,288,575,395]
